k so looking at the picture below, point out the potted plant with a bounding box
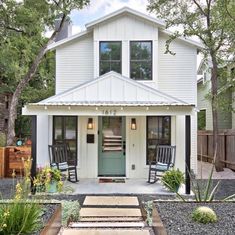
[161,168,184,192]
[34,166,63,193]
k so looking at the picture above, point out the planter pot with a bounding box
[47,181,57,193]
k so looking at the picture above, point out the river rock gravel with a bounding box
[155,201,235,235]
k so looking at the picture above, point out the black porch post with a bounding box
[185,115,191,194]
[31,115,37,181]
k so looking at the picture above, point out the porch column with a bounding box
[31,115,37,180]
[185,115,191,194]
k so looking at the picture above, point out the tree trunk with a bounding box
[6,14,66,146]
[210,54,223,172]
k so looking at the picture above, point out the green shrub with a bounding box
[161,168,184,192]
[192,206,217,224]
[0,132,6,147]
[0,202,42,234]
[143,201,153,226]
[62,200,80,226]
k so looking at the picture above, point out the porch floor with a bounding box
[64,178,176,195]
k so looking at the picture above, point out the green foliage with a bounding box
[33,166,63,192]
[161,168,184,192]
[61,200,80,226]
[0,202,42,234]
[0,133,6,147]
[198,110,206,130]
[192,206,217,224]
[143,201,153,226]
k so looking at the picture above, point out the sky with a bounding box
[70,0,150,34]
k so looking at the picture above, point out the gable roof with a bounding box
[85,7,165,29]
[30,71,192,107]
[47,7,204,50]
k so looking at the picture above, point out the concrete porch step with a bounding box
[79,216,143,222]
[70,221,145,228]
[62,229,151,235]
[80,207,142,217]
[83,196,139,206]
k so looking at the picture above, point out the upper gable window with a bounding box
[100,42,121,75]
[130,41,152,80]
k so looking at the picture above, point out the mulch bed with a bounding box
[155,201,235,235]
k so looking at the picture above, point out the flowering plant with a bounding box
[33,166,63,192]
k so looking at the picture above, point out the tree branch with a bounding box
[5,26,25,34]
[225,0,235,21]
[192,0,207,16]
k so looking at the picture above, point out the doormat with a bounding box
[99,178,125,183]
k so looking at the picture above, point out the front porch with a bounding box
[23,72,196,194]
[64,178,184,195]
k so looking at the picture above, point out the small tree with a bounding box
[0,0,90,145]
[148,0,235,171]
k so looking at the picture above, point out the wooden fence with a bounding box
[0,146,31,177]
[197,130,235,170]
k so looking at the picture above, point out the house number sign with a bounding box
[102,109,117,115]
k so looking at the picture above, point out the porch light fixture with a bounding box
[131,118,137,130]
[87,118,93,130]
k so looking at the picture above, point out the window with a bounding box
[130,41,152,80]
[146,116,171,164]
[100,41,121,75]
[53,116,77,165]
[198,110,206,130]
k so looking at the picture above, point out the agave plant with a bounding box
[165,146,235,202]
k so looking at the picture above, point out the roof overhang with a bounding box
[47,7,204,51]
[23,71,195,116]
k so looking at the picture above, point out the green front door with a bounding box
[98,116,126,176]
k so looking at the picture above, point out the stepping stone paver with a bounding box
[70,221,145,228]
[80,208,142,217]
[62,229,150,235]
[79,216,143,222]
[83,196,139,206]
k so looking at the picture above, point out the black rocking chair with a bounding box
[48,143,78,183]
[148,145,176,184]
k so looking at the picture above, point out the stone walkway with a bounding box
[197,161,235,179]
[61,196,151,235]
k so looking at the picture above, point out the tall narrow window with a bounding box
[130,41,152,80]
[147,116,171,164]
[100,41,121,75]
[53,116,77,165]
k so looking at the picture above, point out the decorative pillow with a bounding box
[156,162,168,171]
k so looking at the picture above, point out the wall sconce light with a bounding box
[87,118,93,130]
[131,118,137,130]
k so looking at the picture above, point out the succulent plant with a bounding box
[192,206,217,224]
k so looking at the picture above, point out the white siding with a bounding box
[158,33,197,104]
[197,81,213,130]
[56,33,93,94]
[93,15,158,87]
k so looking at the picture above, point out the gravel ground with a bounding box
[155,201,235,235]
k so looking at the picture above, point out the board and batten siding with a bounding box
[93,15,158,88]
[55,33,94,94]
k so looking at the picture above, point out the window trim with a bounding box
[130,40,153,81]
[53,116,78,165]
[146,116,171,165]
[99,41,122,76]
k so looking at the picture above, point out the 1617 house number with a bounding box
[102,110,117,115]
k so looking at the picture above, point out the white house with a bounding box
[23,7,202,180]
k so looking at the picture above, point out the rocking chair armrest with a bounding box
[149,161,157,166]
[169,163,174,168]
